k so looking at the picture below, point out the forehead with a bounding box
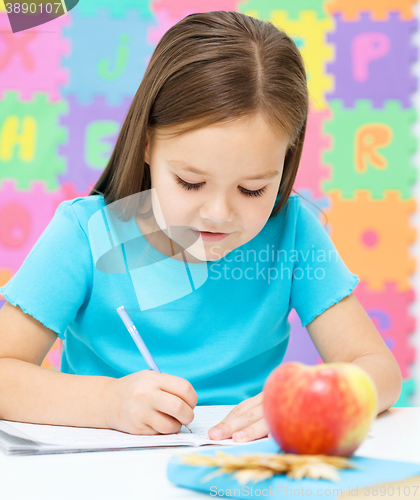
[150,118,288,181]
[147,113,291,183]
[167,158,281,181]
[151,112,289,143]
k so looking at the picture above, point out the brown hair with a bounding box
[89,10,310,221]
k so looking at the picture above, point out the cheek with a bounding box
[240,212,267,240]
[158,190,191,225]
[245,199,274,226]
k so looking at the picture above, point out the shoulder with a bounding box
[262,193,326,244]
[274,193,306,218]
[285,193,302,212]
[57,194,106,236]
[283,193,325,226]
[267,193,313,229]
[286,193,315,213]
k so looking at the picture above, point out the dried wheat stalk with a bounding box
[180,452,360,485]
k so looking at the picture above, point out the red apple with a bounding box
[263,362,378,457]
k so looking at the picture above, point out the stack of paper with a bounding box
[0,405,270,455]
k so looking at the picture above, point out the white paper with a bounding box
[0,405,270,455]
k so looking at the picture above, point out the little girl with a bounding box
[0,11,401,444]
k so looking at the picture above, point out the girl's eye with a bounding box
[240,186,267,198]
[176,176,203,191]
[175,176,267,198]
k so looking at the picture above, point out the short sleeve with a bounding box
[289,199,360,327]
[0,203,93,340]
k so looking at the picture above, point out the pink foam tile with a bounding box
[0,180,94,272]
[294,104,332,198]
[353,280,416,378]
[151,0,239,17]
[0,13,69,102]
[148,8,195,45]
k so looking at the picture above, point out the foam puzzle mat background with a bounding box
[0,0,417,406]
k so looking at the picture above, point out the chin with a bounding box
[186,247,228,263]
[190,253,209,263]
[183,247,209,263]
[183,239,210,262]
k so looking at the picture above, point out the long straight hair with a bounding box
[89,11,309,221]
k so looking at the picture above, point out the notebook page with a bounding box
[180,405,236,437]
[0,405,238,450]
[180,405,249,445]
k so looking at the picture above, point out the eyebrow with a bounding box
[167,160,280,181]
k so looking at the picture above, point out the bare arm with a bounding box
[0,301,197,435]
[206,292,403,444]
[350,353,402,415]
[306,293,402,415]
[0,301,115,428]
[0,358,114,427]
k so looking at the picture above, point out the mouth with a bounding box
[201,231,229,234]
[191,229,231,241]
[192,228,230,234]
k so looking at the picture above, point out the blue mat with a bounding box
[167,438,420,498]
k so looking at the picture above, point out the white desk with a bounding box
[0,408,419,500]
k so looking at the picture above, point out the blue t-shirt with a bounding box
[0,193,359,405]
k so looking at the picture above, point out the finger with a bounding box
[123,421,160,436]
[208,400,264,440]
[209,392,263,435]
[208,392,263,439]
[153,391,195,426]
[221,392,263,426]
[151,372,198,410]
[146,410,183,435]
[137,422,160,436]
[232,417,270,443]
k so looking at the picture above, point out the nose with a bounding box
[199,193,233,224]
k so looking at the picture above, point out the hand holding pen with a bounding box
[116,306,195,434]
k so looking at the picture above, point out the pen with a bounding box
[116,306,193,434]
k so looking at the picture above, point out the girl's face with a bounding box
[143,112,290,263]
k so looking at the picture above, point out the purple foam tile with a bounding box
[283,310,323,366]
[59,95,133,191]
[327,12,418,108]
